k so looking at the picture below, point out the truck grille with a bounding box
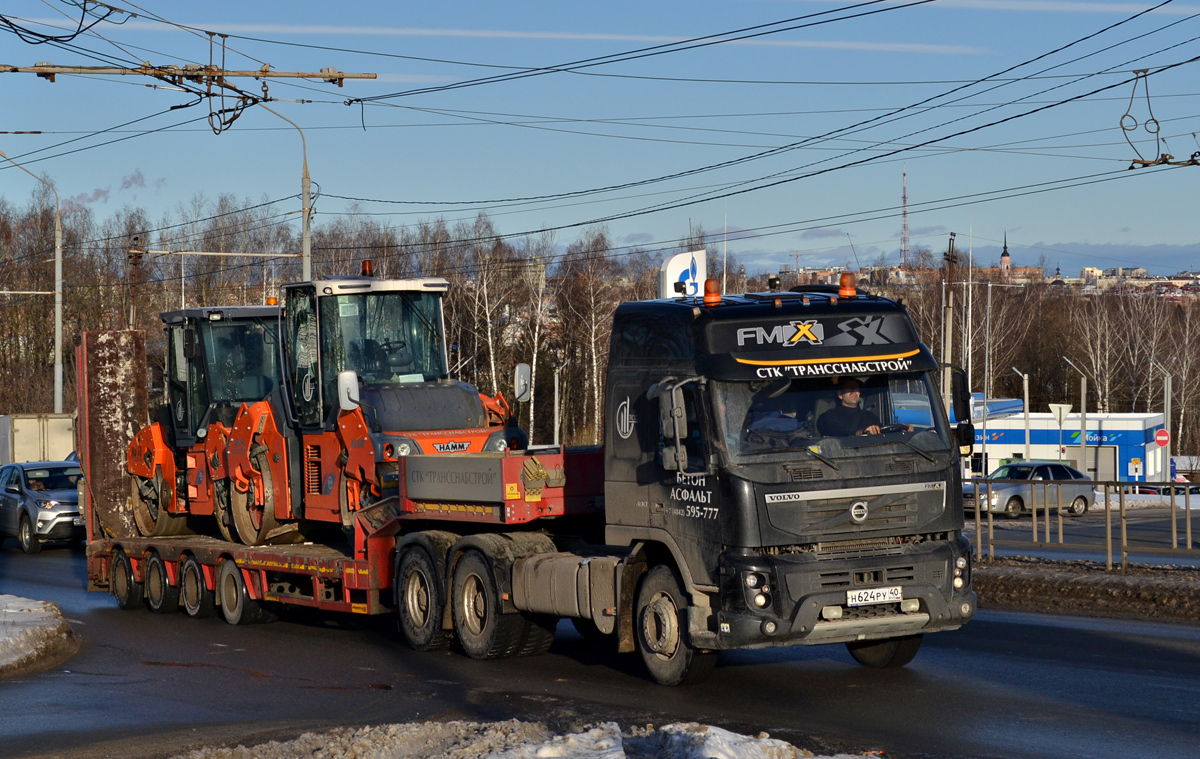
[785,466,823,481]
[814,536,904,560]
[886,461,916,474]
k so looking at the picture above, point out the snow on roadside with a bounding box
[170,719,853,759]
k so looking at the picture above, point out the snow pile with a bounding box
[171,720,831,759]
[0,595,79,679]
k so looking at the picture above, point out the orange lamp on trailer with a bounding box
[703,278,722,306]
[361,259,375,277]
[839,272,857,298]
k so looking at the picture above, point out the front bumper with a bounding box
[34,510,86,541]
[706,535,976,650]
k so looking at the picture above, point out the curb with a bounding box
[973,558,1200,622]
[0,595,81,680]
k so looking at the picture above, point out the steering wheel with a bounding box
[877,424,908,434]
[378,339,407,352]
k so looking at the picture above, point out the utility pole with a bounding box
[0,150,63,413]
[6,60,374,282]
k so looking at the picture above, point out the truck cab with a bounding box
[602,280,976,673]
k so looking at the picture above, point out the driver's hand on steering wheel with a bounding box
[861,424,881,435]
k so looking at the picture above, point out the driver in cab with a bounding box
[818,378,883,436]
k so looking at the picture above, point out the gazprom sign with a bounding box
[658,250,707,299]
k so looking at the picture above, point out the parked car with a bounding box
[963,461,1094,518]
[0,461,85,553]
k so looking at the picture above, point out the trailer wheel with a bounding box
[229,453,278,546]
[144,552,180,614]
[635,564,716,686]
[217,558,272,625]
[131,468,188,537]
[397,546,452,651]
[111,549,144,610]
[452,550,528,659]
[181,555,216,618]
[846,634,923,668]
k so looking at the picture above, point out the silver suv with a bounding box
[963,461,1094,518]
[0,461,86,553]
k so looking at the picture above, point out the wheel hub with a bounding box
[642,595,679,656]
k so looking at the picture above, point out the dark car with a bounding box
[0,461,86,553]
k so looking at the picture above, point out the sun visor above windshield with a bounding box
[699,313,937,380]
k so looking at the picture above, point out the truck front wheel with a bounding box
[846,634,923,668]
[635,564,716,686]
[397,546,452,651]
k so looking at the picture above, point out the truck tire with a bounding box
[18,514,41,554]
[111,549,144,610]
[396,546,452,651]
[217,558,272,625]
[635,564,716,686]
[846,634,923,668]
[144,552,180,613]
[181,555,216,618]
[452,550,529,659]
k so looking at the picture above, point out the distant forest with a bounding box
[2,190,1198,454]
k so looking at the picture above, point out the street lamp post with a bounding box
[258,105,312,281]
[1150,358,1172,483]
[1063,356,1088,477]
[0,150,63,413]
[1012,367,1030,460]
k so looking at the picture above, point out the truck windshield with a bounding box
[202,319,281,403]
[715,371,952,461]
[319,292,447,384]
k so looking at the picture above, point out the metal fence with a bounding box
[967,478,1199,571]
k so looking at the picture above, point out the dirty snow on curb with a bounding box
[171,720,857,759]
[0,595,73,673]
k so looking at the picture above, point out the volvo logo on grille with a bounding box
[849,500,870,523]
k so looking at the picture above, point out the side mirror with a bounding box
[337,370,361,412]
[951,368,971,423]
[513,363,532,403]
[955,422,974,457]
[5,483,19,494]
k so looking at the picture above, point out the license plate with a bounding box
[72,517,84,526]
[847,586,903,606]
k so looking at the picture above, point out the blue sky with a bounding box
[2,0,1199,276]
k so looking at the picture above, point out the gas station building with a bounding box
[970,411,1168,482]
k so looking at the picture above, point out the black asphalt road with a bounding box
[2,541,1199,759]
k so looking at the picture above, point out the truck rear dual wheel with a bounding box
[451,550,556,659]
[846,634,923,668]
[397,547,453,651]
[111,549,144,610]
[217,558,274,625]
[181,555,216,618]
[635,564,716,686]
[144,552,180,614]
